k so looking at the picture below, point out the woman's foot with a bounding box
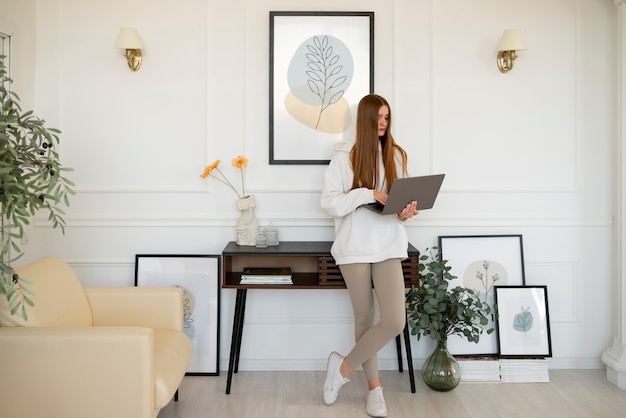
[323,351,350,405]
[366,386,388,417]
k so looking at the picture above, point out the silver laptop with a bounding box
[362,174,445,215]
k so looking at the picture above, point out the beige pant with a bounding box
[339,258,407,381]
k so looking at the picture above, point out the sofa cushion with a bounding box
[153,329,193,410]
[0,256,93,327]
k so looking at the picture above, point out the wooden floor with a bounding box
[158,369,626,417]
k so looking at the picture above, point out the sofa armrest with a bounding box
[0,327,155,418]
[85,286,184,330]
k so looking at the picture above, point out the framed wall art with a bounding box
[269,11,374,165]
[438,235,526,356]
[135,254,221,375]
[494,285,552,358]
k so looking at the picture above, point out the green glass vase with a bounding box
[421,338,461,391]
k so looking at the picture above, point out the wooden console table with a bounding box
[222,241,419,395]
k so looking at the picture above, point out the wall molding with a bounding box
[31,215,613,229]
[72,183,587,195]
[223,356,606,372]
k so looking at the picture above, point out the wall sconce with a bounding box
[114,28,143,71]
[497,29,527,73]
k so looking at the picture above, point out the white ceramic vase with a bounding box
[235,194,258,246]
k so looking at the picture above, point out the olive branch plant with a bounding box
[0,55,75,319]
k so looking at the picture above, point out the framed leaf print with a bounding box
[269,11,374,164]
[438,235,526,356]
[135,254,221,375]
[495,285,552,358]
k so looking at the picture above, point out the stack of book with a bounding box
[499,358,549,383]
[239,267,293,285]
[456,356,501,382]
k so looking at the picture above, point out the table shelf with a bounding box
[223,271,321,289]
[222,241,420,289]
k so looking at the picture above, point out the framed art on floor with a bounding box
[135,254,221,375]
[495,285,552,358]
[269,11,374,165]
[438,235,526,356]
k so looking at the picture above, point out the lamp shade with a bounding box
[114,28,143,49]
[498,29,526,52]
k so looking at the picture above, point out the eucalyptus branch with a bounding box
[406,246,494,344]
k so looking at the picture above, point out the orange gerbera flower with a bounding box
[200,156,248,199]
[200,159,221,179]
[232,156,248,169]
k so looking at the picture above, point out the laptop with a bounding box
[362,173,445,215]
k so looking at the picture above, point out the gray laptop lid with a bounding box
[363,174,445,215]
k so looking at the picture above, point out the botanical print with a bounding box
[439,235,525,356]
[463,259,509,303]
[495,286,552,357]
[173,285,196,340]
[270,12,373,164]
[513,306,533,335]
[136,256,220,374]
[284,35,354,133]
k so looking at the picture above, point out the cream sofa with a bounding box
[0,256,193,418]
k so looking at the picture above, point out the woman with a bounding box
[320,94,418,417]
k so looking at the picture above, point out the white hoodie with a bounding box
[321,141,412,265]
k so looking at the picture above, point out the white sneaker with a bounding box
[366,386,388,417]
[323,351,349,405]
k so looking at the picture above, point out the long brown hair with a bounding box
[350,94,408,191]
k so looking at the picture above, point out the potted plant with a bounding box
[405,246,494,391]
[0,55,74,319]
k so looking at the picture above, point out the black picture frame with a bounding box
[135,254,221,376]
[438,234,526,356]
[495,285,552,358]
[269,11,374,165]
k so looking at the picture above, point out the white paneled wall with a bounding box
[0,0,617,371]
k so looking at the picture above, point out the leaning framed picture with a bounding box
[269,11,374,165]
[494,285,552,358]
[438,235,526,356]
[135,254,221,375]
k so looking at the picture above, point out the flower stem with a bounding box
[240,168,246,198]
[212,168,242,199]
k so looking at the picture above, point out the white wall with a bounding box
[0,0,617,371]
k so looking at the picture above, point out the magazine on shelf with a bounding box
[240,267,293,285]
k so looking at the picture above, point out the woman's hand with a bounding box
[373,190,388,205]
[397,200,419,221]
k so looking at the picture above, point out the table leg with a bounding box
[234,289,247,373]
[403,322,416,393]
[226,289,246,394]
[395,334,404,372]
